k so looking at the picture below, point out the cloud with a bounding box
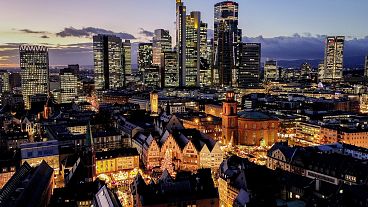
[56,27,135,40]
[19,29,47,34]
[243,34,368,67]
[138,28,154,38]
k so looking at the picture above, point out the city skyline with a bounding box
[1,0,368,67]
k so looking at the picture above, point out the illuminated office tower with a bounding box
[176,0,186,87]
[185,11,201,87]
[364,56,368,78]
[199,23,212,87]
[323,36,344,82]
[161,51,179,87]
[0,70,10,105]
[143,66,160,87]
[20,45,49,109]
[60,67,79,103]
[138,43,153,74]
[93,35,124,90]
[123,40,132,82]
[0,70,10,93]
[214,1,242,86]
[238,43,261,87]
[264,60,278,82]
[153,29,172,68]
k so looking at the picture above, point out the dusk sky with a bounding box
[1,0,368,67]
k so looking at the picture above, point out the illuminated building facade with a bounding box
[199,23,213,86]
[0,70,10,93]
[214,1,241,86]
[161,51,179,87]
[20,140,60,175]
[264,60,278,82]
[176,0,186,87]
[60,67,79,103]
[150,90,159,116]
[238,43,261,87]
[20,45,49,109]
[322,36,344,83]
[222,90,238,145]
[185,11,201,87]
[143,66,160,87]
[237,111,280,146]
[153,29,172,68]
[122,40,132,77]
[93,35,124,90]
[95,148,139,174]
[295,122,322,145]
[0,70,10,105]
[138,43,153,76]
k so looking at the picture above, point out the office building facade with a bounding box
[20,45,49,109]
[153,29,172,68]
[176,0,187,87]
[162,51,179,87]
[60,67,79,103]
[264,60,278,82]
[322,36,344,82]
[238,43,261,87]
[214,1,241,86]
[185,11,201,87]
[93,35,124,90]
[122,40,132,85]
[138,43,153,76]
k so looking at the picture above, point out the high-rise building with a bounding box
[93,35,124,90]
[214,1,241,86]
[153,29,172,68]
[0,70,10,93]
[0,70,10,106]
[20,45,49,109]
[176,0,186,87]
[300,62,312,80]
[143,66,160,87]
[185,11,201,87]
[161,51,179,88]
[122,40,132,77]
[364,56,368,78]
[199,23,212,87]
[60,66,79,103]
[138,43,153,75]
[322,36,344,82]
[264,60,278,82]
[238,43,261,87]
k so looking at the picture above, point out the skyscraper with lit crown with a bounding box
[185,11,201,87]
[214,1,242,87]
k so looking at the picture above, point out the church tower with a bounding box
[150,90,159,116]
[222,90,238,145]
[84,122,96,182]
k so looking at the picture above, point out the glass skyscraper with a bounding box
[214,1,241,87]
[185,11,201,87]
[176,0,186,87]
[93,35,124,90]
[323,36,344,82]
[153,29,172,68]
[122,40,132,76]
[238,43,261,87]
[20,45,49,109]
